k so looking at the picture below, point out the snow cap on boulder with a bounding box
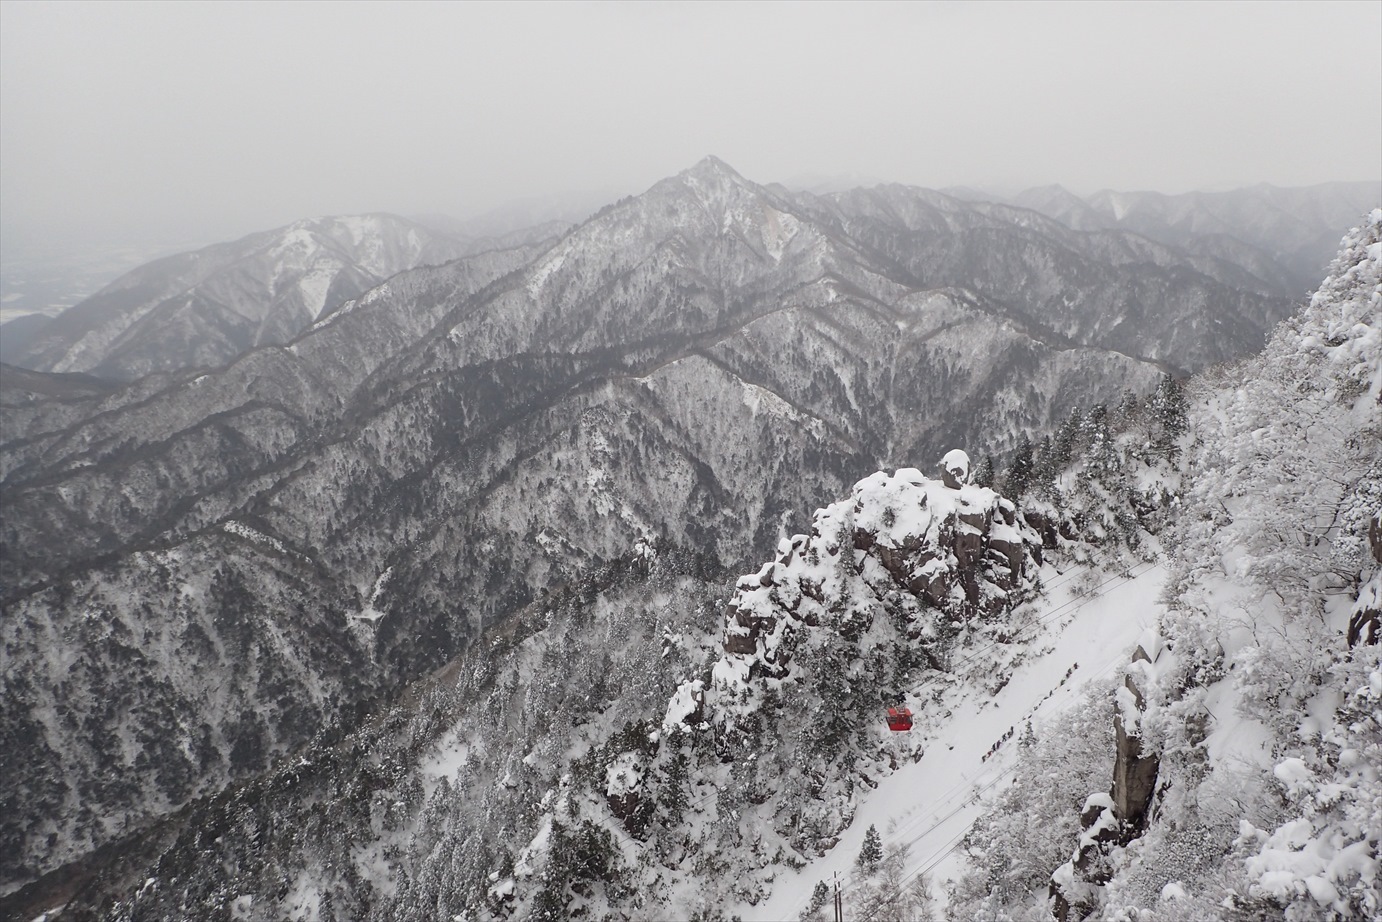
[941,449,971,489]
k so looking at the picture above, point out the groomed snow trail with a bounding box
[740,561,1167,921]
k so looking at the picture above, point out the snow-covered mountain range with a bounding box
[6,213,557,381]
[1010,181,1380,296]
[12,175,1376,389]
[1,162,1377,920]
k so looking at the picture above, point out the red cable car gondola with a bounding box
[886,707,913,731]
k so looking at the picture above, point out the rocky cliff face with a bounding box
[1049,633,1167,922]
[1348,510,1382,647]
[0,160,1355,893]
[715,456,1041,681]
[635,456,1048,899]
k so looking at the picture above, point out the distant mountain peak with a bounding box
[671,155,762,203]
[683,153,742,179]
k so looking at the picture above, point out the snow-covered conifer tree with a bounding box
[856,823,883,873]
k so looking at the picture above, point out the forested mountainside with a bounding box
[6,454,1058,921]
[0,160,1375,914]
[7,213,553,381]
[19,212,1377,922]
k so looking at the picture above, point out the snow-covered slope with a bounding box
[748,561,1166,921]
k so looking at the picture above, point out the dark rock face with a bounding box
[604,752,645,833]
[1049,793,1121,922]
[724,630,758,656]
[1050,636,1164,922]
[605,790,642,824]
[1347,510,1382,648]
[1349,603,1380,648]
[608,790,644,823]
[1372,511,1382,567]
[1111,646,1161,833]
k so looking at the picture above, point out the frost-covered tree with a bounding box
[854,843,934,921]
[1078,211,1382,922]
[1147,374,1188,461]
[1235,655,1382,921]
[972,454,995,489]
[1169,210,1382,611]
[856,823,883,873]
[1079,405,1120,487]
[799,879,832,921]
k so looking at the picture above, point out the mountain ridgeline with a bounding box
[0,160,1376,912]
[7,213,568,382]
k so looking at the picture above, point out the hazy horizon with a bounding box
[3,1,1380,257]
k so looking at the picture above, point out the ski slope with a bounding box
[739,559,1167,921]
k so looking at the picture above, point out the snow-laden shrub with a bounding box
[1167,210,1381,613]
[1234,653,1382,921]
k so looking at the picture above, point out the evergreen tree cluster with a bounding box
[989,374,1190,565]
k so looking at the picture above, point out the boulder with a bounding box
[940,449,971,489]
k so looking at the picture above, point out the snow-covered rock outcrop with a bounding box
[707,456,1041,692]
[1050,631,1169,922]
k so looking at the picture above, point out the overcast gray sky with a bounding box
[2,0,1379,254]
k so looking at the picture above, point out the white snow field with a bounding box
[740,559,1167,921]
